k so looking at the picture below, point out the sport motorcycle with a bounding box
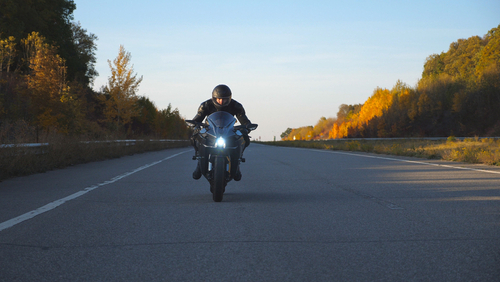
[186,112,258,202]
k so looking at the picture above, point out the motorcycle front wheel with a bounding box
[212,156,226,202]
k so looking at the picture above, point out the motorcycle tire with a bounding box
[212,156,225,202]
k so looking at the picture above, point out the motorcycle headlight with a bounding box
[215,137,226,148]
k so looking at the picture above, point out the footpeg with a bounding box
[192,156,197,160]
[241,158,246,163]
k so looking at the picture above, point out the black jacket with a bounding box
[193,99,251,125]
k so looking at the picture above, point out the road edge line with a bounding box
[288,147,500,175]
[0,150,190,232]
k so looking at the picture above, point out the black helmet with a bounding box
[212,84,232,110]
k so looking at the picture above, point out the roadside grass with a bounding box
[260,137,500,166]
[0,122,190,181]
[0,138,190,181]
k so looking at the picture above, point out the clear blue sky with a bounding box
[73,0,500,141]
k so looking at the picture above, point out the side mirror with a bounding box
[247,123,258,131]
[185,120,207,128]
[185,120,196,127]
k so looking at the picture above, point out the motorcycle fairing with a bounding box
[194,112,246,181]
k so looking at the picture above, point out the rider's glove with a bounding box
[240,128,249,135]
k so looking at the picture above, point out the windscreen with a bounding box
[207,111,236,129]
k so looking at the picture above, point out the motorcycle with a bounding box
[186,112,258,202]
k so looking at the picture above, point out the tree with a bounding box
[0,0,100,84]
[476,25,500,79]
[329,123,339,139]
[0,36,16,116]
[23,32,84,135]
[312,117,335,139]
[422,53,445,79]
[280,128,292,140]
[70,21,98,85]
[131,96,157,136]
[155,103,189,139]
[286,25,500,139]
[101,45,142,132]
[0,36,16,73]
[336,103,362,124]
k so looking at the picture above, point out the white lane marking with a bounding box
[0,150,190,232]
[289,147,500,175]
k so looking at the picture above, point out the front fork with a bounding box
[208,154,233,181]
[194,151,241,181]
[194,136,245,181]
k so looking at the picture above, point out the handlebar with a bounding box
[186,120,258,132]
[234,123,258,132]
[185,120,208,128]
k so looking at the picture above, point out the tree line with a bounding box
[0,0,189,142]
[282,25,500,141]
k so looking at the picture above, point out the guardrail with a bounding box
[0,139,188,148]
[0,143,49,148]
[0,139,191,180]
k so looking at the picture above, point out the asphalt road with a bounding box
[1,144,499,281]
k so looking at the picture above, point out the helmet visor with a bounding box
[214,97,231,107]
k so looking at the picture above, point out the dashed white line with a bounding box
[0,150,190,232]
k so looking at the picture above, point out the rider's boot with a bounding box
[234,166,242,181]
[192,162,202,180]
[233,150,245,181]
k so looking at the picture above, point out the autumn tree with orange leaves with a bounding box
[23,32,83,135]
[0,2,189,142]
[282,25,500,140]
[100,45,143,132]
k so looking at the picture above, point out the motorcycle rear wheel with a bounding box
[212,156,225,202]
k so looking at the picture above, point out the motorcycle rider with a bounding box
[191,84,252,181]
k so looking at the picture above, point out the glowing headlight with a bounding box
[215,137,226,148]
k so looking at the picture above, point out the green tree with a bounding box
[476,25,500,79]
[422,53,445,79]
[382,81,418,137]
[131,96,157,136]
[70,21,98,85]
[0,0,99,85]
[280,128,292,140]
[155,103,189,139]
